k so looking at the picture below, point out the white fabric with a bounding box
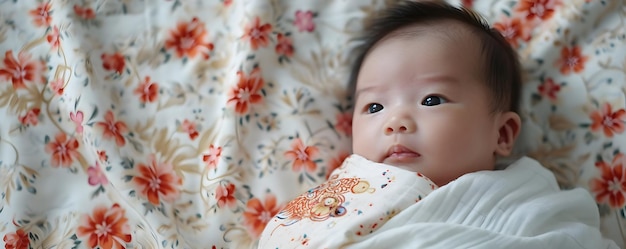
[258,154,437,248]
[340,157,619,249]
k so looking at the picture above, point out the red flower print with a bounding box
[537,78,561,101]
[590,153,626,208]
[590,103,626,138]
[47,26,61,50]
[556,45,588,75]
[294,10,315,32]
[73,5,96,20]
[30,2,52,27]
[88,162,108,186]
[275,33,294,57]
[0,50,45,89]
[164,17,214,59]
[19,108,40,126]
[224,0,233,6]
[101,53,125,75]
[45,132,80,168]
[3,229,29,249]
[203,144,222,170]
[98,150,108,162]
[181,119,199,140]
[243,17,272,50]
[462,0,474,7]
[96,110,128,146]
[243,194,283,238]
[77,204,132,249]
[493,16,531,48]
[227,68,264,115]
[516,0,560,21]
[134,76,159,103]
[284,138,319,173]
[335,112,352,137]
[70,111,84,134]
[215,182,237,208]
[49,77,64,95]
[133,155,182,205]
[326,152,349,180]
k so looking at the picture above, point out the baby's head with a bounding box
[349,1,522,186]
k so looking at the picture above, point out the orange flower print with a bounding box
[227,68,264,115]
[70,110,84,134]
[88,162,108,186]
[216,182,237,208]
[96,110,128,146]
[335,112,352,137]
[243,17,272,50]
[243,194,283,238]
[98,150,108,162]
[516,0,560,21]
[284,138,319,173]
[101,52,125,75]
[45,132,80,168]
[134,76,159,104]
[164,17,214,59]
[3,228,29,249]
[537,78,561,101]
[275,33,294,57]
[19,108,40,126]
[294,10,315,32]
[181,119,199,140]
[0,50,45,89]
[590,153,626,208]
[326,152,350,180]
[203,144,222,170]
[133,155,182,205]
[590,103,626,138]
[47,26,61,50]
[30,2,52,27]
[74,5,96,20]
[556,46,588,75]
[493,16,530,48]
[77,203,132,249]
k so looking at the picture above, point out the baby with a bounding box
[258,1,617,248]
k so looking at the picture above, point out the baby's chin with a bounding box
[382,157,420,172]
[381,159,422,173]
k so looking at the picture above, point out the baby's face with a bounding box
[352,27,501,186]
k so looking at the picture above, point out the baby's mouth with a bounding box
[385,144,421,161]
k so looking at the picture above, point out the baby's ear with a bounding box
[495,112,521,157]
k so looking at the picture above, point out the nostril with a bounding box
[386,127,394,133]
[399,126,407,132]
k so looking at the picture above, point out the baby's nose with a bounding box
[384,117,416,135]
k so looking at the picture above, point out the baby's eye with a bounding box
[366,103,384,113]
[421,95,447,106]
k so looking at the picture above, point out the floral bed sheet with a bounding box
[0,0,625,248]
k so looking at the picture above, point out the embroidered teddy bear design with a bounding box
[274,178,375,226]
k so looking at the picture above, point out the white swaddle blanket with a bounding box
[258,154,437,248]
[341,156,619,249]
[259,155,619,249]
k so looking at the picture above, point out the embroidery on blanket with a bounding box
[273,177,375,228]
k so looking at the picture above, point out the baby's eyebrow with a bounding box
[354,85,378,99]
[415,75,460,85]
